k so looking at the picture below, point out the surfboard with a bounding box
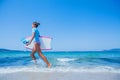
[22,36,52,50]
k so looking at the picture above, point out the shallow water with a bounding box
[0,51,120,73]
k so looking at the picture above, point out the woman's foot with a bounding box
[47,64,51,68]
[32,60,37,65]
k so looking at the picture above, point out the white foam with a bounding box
[0,66,120,74]
[57,58,76,62]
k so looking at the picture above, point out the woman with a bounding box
[27,22,51,68]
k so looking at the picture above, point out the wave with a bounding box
[0,66,120,74]
[57,58,77,62]
[56,57,120,64]
[1,57,120,68]
[99,57,120,64]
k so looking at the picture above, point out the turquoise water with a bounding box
[0,51,120,73]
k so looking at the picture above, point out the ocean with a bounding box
[0,50,120,80]
[0,51,120,72]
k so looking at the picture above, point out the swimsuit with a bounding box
[32,28,40,44]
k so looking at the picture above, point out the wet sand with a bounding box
[0,71,120,80]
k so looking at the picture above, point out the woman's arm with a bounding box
[26,32,35,46]
[30,32,35,43]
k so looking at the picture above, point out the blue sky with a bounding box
[0,0,120,51]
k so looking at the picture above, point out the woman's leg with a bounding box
[35,43,51,68]
[30,47,37,64]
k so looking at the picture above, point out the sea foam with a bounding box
[0,66,120,74]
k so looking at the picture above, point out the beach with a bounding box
[0,51,120,80]
[0,71,120,80]
[1,0,120,79]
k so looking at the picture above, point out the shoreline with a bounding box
[0,71,120,80]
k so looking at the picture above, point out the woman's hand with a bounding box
[26,42,31,46]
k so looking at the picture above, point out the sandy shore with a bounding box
[0,71,120,80]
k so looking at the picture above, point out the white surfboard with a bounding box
[22,36,52,50]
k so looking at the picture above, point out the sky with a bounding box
[0,0,120,51]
